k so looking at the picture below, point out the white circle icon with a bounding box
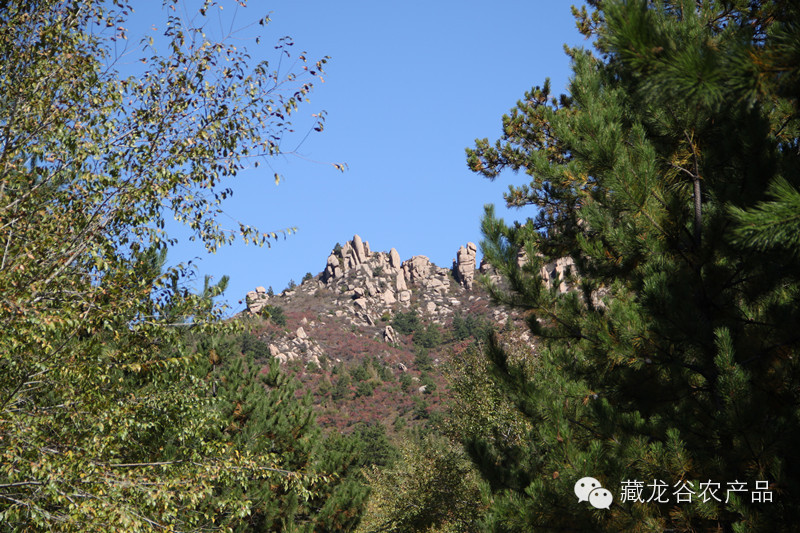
[588,487,613,509]
[574,477,601,503]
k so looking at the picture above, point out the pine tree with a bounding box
[209,340,368,531]
[465,1,800,530]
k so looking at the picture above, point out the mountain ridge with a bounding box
[233,235,533,432]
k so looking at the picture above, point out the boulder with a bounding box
[322,253,340,283]
[359,263,373,278]
[340,242,354,273]
[246,289,269,314]
[389,248,402,269]
[454,242,477,290]
[384,325,399,344]
[352,234,366,264]
[517,249,527,268]
[381,291,397,305]
[427,278,447,292]
[404,255,432,282]
[396,272,408,292]
[296,326,307,339]
[541,256,575,293]
[354,297,368,310]
[366,280,378,297]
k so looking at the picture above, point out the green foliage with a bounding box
[302,272,314,283]
[332,371,353,401]
[419,373,437,395]
[375,359,395,382]
[412,396,430,420]
[351,423,400,469]
[356,435,485,533]
[414,348,434,373]
[451,312,493,342]
[212,341,368,531]
[268,285,275,297]
[241,333,271,360]
[465,1,800,530]
[355,380,377,398]
[350,358,389,398]
[311,432,371,532]
[318,374,333,397]
[399,372,413,393]
[287,278,297,290]
[0,0,335,529]
[351,363,369,382]
[263,304,287,326]
[729,176,800,256]
[391,310,420,336]
[353,357,388,382]
[413,322,443,349]
[445,344,533,496]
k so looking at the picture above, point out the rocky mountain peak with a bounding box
[237,235,531,431]
[246,235,482,320]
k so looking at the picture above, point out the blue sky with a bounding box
[128,1,589,314]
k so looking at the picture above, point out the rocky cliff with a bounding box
[234,235,590,432]
[235,235,536,430]
[243,235,511,358]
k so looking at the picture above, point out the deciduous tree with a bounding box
[0,0,334,529]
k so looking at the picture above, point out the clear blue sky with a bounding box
[127,1,589,314]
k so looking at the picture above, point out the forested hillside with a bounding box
[2,1,798,532]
